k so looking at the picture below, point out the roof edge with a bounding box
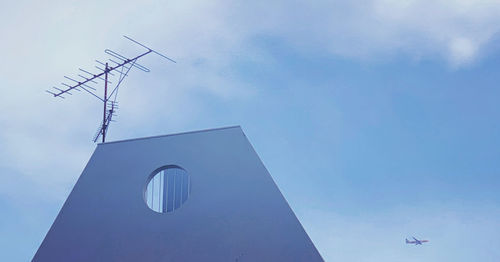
[98,125,242,146]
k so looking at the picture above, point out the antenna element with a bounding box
[47,36,175,143]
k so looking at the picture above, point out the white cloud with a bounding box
[1,0,500,203]
[449,37,478,65]
[367,0,500,65]
[262,0,500,65]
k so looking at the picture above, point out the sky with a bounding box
[1,0,500,261]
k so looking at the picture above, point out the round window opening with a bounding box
[144,166,190,213]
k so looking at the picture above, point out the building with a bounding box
[33,126,323,261]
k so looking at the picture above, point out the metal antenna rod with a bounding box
[47,36,175,143]
[102,63,108,143]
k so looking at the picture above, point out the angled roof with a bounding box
[33,126,323,261]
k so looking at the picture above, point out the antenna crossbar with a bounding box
[48,35,175,143]
[51,50,151,98]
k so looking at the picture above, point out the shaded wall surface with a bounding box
[33,126,323,261]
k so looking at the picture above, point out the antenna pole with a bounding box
[47,36,175,143]
[102,63,108,143]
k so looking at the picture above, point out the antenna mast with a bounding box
[47,36,175,143]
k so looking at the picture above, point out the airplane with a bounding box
[406,237,429,245]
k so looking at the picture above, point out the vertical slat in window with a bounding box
[145,166,190,213]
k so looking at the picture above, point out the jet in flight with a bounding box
[406,237,429,245]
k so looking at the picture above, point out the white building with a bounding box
[33,126,323,261]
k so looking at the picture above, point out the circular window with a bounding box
[144,166,190,213]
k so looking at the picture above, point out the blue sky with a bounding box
[1,0,500,261]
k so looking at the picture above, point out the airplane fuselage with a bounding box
[406,237,428,245]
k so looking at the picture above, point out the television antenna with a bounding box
[46,36,175,143]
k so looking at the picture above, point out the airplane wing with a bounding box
[407,237,428,244]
